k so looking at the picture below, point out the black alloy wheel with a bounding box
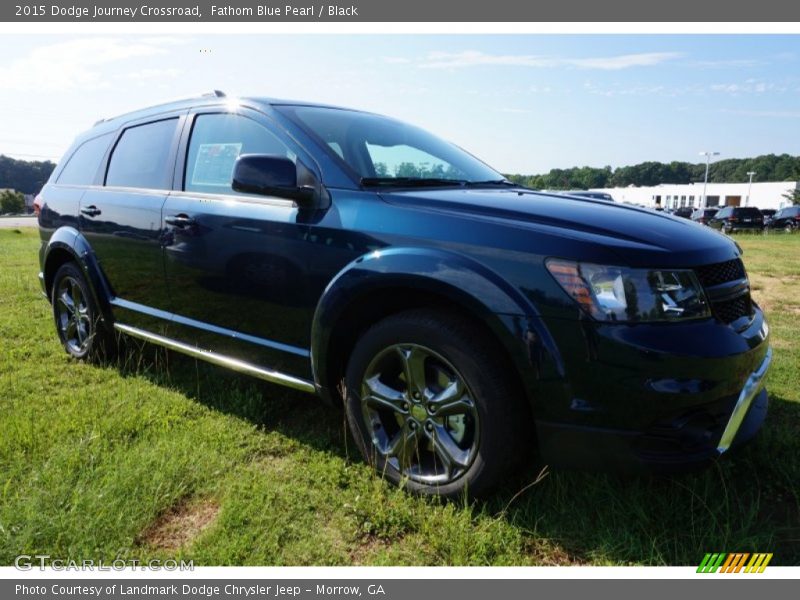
[51,262,115,361]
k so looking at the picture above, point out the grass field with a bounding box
[1,228,798,566]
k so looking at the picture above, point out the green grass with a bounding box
[1,228,798,566]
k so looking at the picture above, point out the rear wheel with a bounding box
[344,309,530,498]
[51,262,115,362]
[785,224,794,234]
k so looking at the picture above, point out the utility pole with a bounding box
[746,171,756,207]
[699,151,720,208]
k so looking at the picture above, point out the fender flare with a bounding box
[42,226,114,327]
[310,246,564,405]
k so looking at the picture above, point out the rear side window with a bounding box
[105,118,178,189]
[57,133,112,185]
[184,113,293,196]
[734,207,762,217]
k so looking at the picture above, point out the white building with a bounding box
[591,181,798,211]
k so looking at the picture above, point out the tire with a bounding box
[344,309,530,498]
[785,224,794,234]
[51,262,116,362]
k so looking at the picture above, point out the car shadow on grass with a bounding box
[110,342,800,566]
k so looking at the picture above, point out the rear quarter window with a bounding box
[56,133,112,185]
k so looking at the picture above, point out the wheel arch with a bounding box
[310,247,564,414]
[42,226,113,326]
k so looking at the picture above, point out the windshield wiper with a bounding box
[360,177,524,189]
[360,177,469,188]
[464,179,522,187]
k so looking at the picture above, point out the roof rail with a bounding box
[90,90,229,128]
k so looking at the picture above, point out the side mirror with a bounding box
[232,154,316,206]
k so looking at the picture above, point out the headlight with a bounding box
[546,259,711,322]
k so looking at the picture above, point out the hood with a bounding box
[379,188,740,268]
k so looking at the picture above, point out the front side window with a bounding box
[57,133,112,185]
[105,119,178,189]
[185,113,293,196]
[278,105,501,185]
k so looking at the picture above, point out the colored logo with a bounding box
[697,553,773,573]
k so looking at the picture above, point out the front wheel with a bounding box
[344,309,530,498]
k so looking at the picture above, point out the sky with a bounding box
[0,34,798,174]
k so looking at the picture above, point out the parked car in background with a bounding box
[708,206,764,233]
[672,207,694,219]
[760,209,777,227]
[764,205,800,233]
[36,92,772,498]
[691,208,718,225]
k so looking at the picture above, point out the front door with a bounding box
[162,110,314,378]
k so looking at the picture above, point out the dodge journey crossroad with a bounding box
[36,91,772,497]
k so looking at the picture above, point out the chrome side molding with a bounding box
[113,323,316,394]
[717,346,772,453]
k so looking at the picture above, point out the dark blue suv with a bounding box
[36,92,772,497]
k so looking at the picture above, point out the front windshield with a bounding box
[277,105,503,184]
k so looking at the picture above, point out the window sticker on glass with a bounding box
[191,143,242,186]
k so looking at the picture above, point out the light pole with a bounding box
[746,171,756,207]
[699,151,719,208]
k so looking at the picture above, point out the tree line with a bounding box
[505,153,800,190]
[0,155,57,195]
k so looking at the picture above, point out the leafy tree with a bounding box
[505,153,800,190]
[0,155,56,194]
[0,189,25,214]
[782,188,800,206]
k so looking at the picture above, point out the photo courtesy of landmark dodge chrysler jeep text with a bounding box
[36,91,772,497]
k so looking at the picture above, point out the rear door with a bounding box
[161,108,316,378]
[79,113,185,332]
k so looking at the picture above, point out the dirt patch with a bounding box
[348,534,394,565]
[139,499,220,551]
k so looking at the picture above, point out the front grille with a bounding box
[693,258,754,325]
[694,258,746,287]
[713,295,753,324]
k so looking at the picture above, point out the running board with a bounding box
[113,323,316,394]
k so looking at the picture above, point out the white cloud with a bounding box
[689,58,763,68]
[0,37,187,92]
[119,68,183,82]
[709,80,786,94]
[418,50,681,70]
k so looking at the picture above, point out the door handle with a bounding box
[80,205,101,217]
[164,214,196,228]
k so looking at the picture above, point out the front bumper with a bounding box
[533,308,772,472]
[536,349,771,472]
